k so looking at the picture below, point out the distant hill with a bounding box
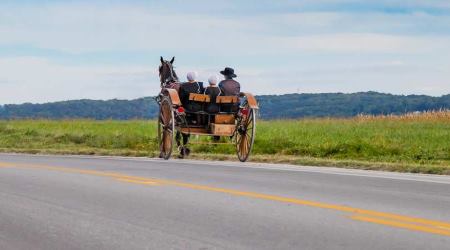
[0,92,449,120]
[257,92,450,119]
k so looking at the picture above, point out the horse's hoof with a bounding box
[178,146,186,159]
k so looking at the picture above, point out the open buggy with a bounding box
[156,57,259,162]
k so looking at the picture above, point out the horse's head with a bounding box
[159,56,179,87]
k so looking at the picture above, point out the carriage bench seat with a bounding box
[216,96,239,113]
[189,93,210,103]
[184,93,210,113]
[216,96,239,104]
[186,94,239,115]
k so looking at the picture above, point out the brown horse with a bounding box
[158,56,190,157]
[159,56,180,91]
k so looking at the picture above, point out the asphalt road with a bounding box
[0,153,449,250]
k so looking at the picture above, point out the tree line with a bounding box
[0,92,448,120]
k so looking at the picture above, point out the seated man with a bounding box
[204,75,221,113]
[218,67,240,112]
[218,67,240,96]
[179,71,204,112]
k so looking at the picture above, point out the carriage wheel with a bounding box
[158,96,175,160]
[235,107,256,162]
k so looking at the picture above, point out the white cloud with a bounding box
[278,33,450,53]
[0,2,449,104]
[0,57,160,104]
[0,4,250,53]
[3,55,449,105]
[2,4,449,55]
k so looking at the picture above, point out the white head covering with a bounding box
[186,71,198,82]
[208,75,218,86]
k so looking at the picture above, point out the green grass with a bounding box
[0,117,449,174]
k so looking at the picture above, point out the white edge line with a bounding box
[1,153,449,184]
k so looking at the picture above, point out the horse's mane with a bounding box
[171,66,179,80]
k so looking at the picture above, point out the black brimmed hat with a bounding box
[220,67,237,78]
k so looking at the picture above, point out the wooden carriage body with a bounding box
[157,88,259,161]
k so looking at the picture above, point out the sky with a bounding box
[0,0,449,104]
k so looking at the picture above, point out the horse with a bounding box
[158,56,191,158]
[159,56,180,92]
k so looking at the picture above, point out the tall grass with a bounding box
[356,109,450,121]
[0,111,449,173]
[0,120,157,153]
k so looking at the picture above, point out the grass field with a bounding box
[0,111,449,174]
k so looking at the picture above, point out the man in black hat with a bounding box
[218,67,240,96]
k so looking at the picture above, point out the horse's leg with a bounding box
[175,131,182,147]
[175,131,185,157]
[182,134,189,145]
[182,134,191,156]
[176,132,190,158]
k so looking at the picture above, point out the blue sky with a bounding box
[1,0,449,104]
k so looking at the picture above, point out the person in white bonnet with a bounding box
[179,71,204,110]
[204,75,222,141]
[204,75,221,114]
[204,75,221,95]
[186,71,198,82]
[176,71,205,158]
[208,75,217,85]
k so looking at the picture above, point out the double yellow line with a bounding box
[1,161,449,237]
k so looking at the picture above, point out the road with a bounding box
[0,153,449,250]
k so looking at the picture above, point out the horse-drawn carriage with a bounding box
[157,57,259,162]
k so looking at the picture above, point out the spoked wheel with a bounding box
[235,106,256,162]
[158,96,175,160]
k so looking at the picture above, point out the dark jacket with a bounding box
[218,79,240,96]
[204,86,222,113]
[204,86,221,100]
[179,81,204,111]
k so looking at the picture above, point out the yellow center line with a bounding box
[115,178,160,185]
[0,161,449,237]
[351,215,450,237]
[0,162,12,168]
